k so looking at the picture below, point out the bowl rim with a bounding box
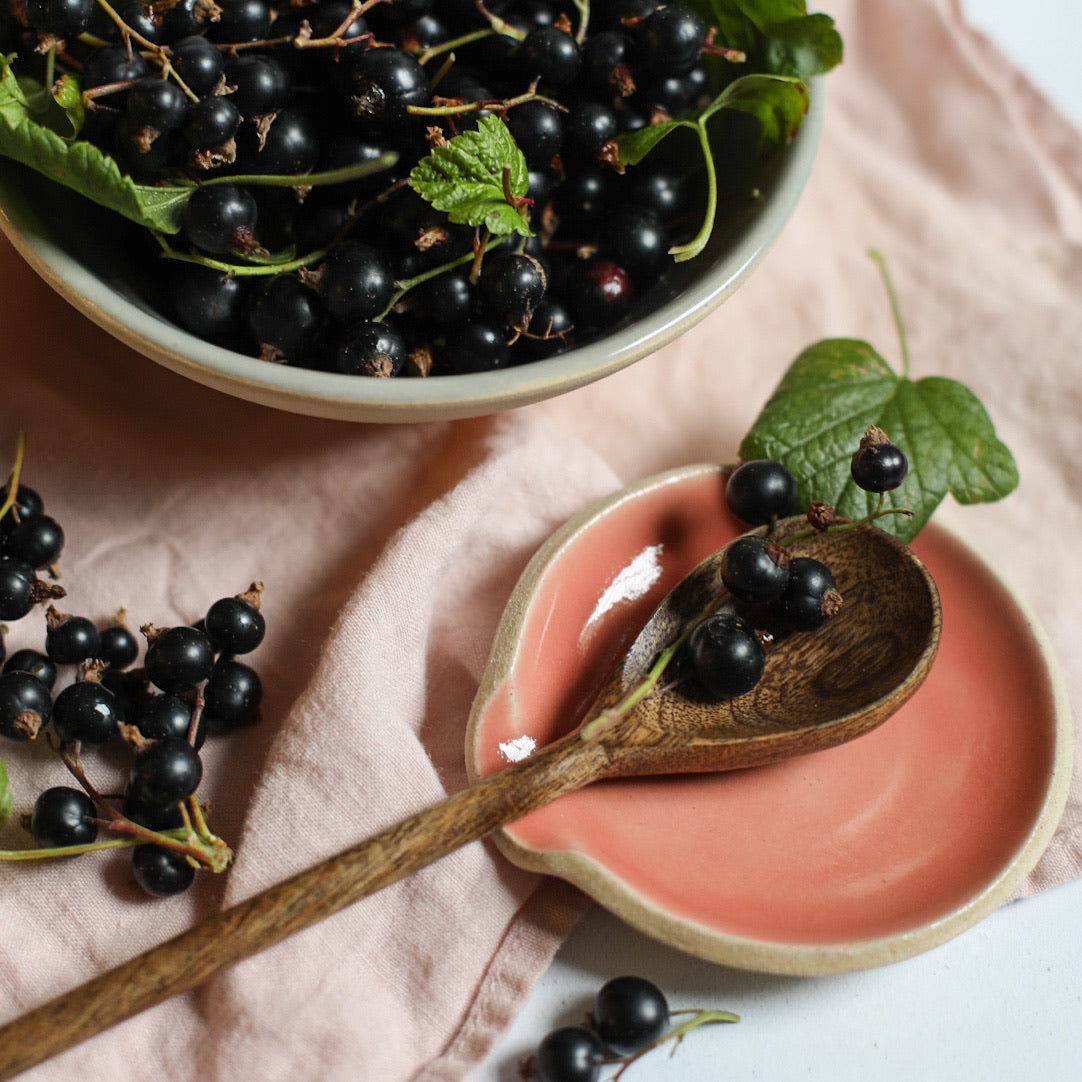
[0,82,824,423]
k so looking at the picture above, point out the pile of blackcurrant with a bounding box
[679,428,909,703]
[525,974,738,1082]
[0,0,761,375]
[0,441,266,897]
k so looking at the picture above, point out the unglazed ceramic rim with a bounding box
[464,464,1074,976]
[0,85,822,424]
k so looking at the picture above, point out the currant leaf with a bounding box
[0,55,191,233]
[737,340,1019,542]
[408,115,532,238]
[0,756,11,829]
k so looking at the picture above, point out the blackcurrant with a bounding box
[438,319,510,374]
[599,205,668,277]
[204,594,265,654]
[125,79,189,135]
[1,485,44,532]
[51,680,121,746]
[0,670,52,741]
[348,46,432,126]
[563,101,618,163]
[2,513,64,568]
[3,648,57,689]
[97,623,139,669]
[45,613,102,665]
[207,0,274,43]
[235,106,320,175]
[635,5,707,78]
[133,692,197,743]
[143,626,215,694]
[245,274,324,362]
[720,536,790,603]
[171,33,226,97]
[506,100,565,168]
[81,44,150,90]
[130,737,203,806]
[517,26,582,89]
[725,459,798,526]
[321,242,396,323]
[31,786,98,849]
[171,264,248,341]
[334,321,407,378]
[202,658,262,732]
[777,557,841,631]
[122,782,186,831]
[479,252,547,330]
[24,0,95,39]
[687,613,765,698]
[0,556,37,620]
[534,1025,605,1082]
[851,434,909,492]
[569,256,634,328]
[131,843,196,897]
[224,54,291,116]
[183,184,258,255]
[592,975,669,1055]
[182,96,242,151]
[412,272,474,327]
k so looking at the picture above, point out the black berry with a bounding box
[592,975,669,1055]
[725,459,798,526]
[687,613,765,698]
[31,786,98,849]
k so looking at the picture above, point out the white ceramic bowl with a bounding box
[0,86,822,423]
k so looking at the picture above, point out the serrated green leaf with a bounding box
[762,13,844,77]
[408,115,532,238]
[738,340,1019,542]
[0,56,191,233]
[0,756,11,829]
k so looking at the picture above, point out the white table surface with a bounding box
[469,5,1082,1079]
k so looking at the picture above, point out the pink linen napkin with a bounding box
[0,0,1079,1079]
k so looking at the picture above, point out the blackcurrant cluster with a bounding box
[2,0,736,375]
[0,471,265,897]
[526,975,736,1082]
[683,432,910,703]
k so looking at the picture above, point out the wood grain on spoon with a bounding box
[0,519,940,1080]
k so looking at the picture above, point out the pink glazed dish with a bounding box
[465,464,1072,975]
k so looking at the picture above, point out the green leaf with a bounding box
[408,114,532,238]
[761,13,844,77]
[737,341,1019,542]
[50,72,84,139]
[707,71,809,146]
[0,756,11,830]
[0,56,191,233]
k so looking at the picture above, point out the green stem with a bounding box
[668,121,718,263]
[200,154,398,190]
[868,249,911,378]
[610,1009,740,1079]
[0,429,27,524]
[416,27,494,65]
[572,0,591,45]
[374,234,511,322]
[153,233,327,276]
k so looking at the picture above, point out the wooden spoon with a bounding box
[0,517,940,1080]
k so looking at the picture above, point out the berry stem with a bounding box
[609,1008,740,1080]
[0,428,28,524]
[668,122,719,263]
[868,249,911,379]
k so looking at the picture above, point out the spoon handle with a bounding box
[0,732,610,1081]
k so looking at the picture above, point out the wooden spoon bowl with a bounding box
[587,516,942,776]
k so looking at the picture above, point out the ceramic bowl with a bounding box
[0,87,822,424]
